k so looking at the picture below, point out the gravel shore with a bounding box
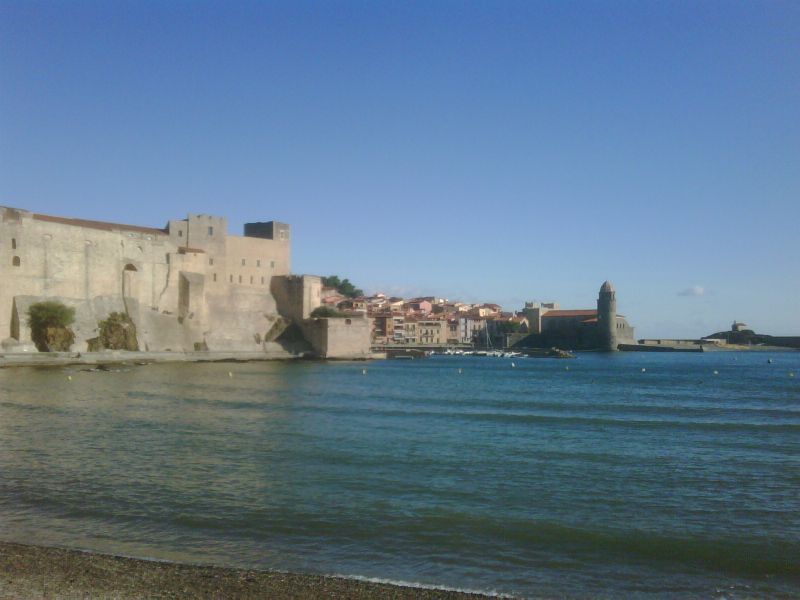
[0,541,498,599]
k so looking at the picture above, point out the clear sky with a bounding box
[1,1,798,338]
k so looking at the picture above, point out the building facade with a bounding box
[516,282,635,351]
[0,206,370,357]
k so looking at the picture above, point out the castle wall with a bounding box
[0,207,308,354]
[0,206,377,360]
[301,316,371,359]
[271,275,321,322]
[224,235,289,290]
[1,209,174,348]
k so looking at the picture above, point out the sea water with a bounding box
[0,352,798,598]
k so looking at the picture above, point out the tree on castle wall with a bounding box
[310,306,348,318]
[27,301,75,352]
[321,275,364,298]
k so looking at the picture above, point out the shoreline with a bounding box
[2,344,793,369]
[0,540,502,599]
[0,349,385,369]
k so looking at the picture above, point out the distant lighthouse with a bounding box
[597,281,617,352]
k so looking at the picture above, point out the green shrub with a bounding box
[320,275,364,298]
[310,306,349,318]
[27,301,76,352]
[98,312,139,351]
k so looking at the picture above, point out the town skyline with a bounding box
[2,2,798,339]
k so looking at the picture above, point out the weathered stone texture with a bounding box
[0,207,352,356]
[301,315,372,359]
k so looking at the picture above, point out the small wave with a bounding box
[404,509,800,578]
[292,403,800,432]
[333,573,518,598]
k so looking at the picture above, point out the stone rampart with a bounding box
[0,207,363,357]
[301,315,372,359]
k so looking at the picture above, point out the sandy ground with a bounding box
[0,541,497,599]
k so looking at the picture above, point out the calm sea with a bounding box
[0,352,798,598]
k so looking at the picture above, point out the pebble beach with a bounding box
[0,541,496,600]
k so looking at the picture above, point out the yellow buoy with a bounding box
[511,362,516,368]
[713,370,719,375]
[458,368,462,374]
[641,368,646,373]
[228,371,233,378]
[790,372,796,378]
[362,368,367,375]
[67,375,72,381]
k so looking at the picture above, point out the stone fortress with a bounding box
[521,281,636,351]
[0,206,371,359]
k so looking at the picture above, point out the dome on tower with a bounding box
[600,281,615,293]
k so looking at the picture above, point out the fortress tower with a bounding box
[597,280,617,352]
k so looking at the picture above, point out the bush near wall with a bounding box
[27,301,76,352]
[310,306,349,318]
[97,312,139,351]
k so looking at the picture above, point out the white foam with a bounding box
[331,573,518,598]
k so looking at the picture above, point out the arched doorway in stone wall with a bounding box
[122,264,139,301]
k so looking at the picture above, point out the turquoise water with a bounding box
[0,352,798,598]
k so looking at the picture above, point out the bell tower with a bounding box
[597,280,617,352]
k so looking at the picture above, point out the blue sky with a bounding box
[1,1,798,338]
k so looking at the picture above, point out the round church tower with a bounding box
[597,280,617,352]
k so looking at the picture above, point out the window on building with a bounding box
[166,254,170,263]
[208,226,214,236]
[270,260,275,268]
[213,273,217,282]
[209,258,214,266]
[241,258,246,266]
[279,230,285,240]
[250,276,253,284]
[11,238,16,250]
[12,256,20,267]
[238,275,242,283]
[261,277,265,284]
[257,259,261,267]
[229,274,233,283]
[178,230,183,237]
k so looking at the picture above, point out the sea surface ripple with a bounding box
[0,352,798,598]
